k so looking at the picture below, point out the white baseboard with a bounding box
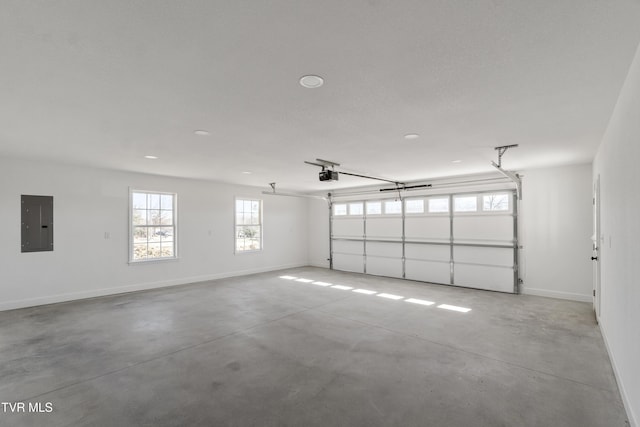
[0,263,307,312]
[599,320,637,427]
[520,286,592,302]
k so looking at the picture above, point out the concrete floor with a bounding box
[0,267,627,426]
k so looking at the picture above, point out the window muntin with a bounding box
[235,199,262,252]
[366,201,382,215]
[482,193,509,211]
[428,197,449,213]
[131,191,177,262]
[405,199,424,214]
[384,200,402,214]
[349,203,364,216]
[333,204,347,216]
[454,196,477,212]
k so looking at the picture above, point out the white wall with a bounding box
[519,164,593,301]
[308,197,330,268]
[593,39,640,427]
[0,157,309,311]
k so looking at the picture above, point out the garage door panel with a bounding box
[405,216,450,240]
[454,264,514,292]
[332,240,364,254]
[453,246,513,267]
[332,218,364,238]
[333,254,364,273]
[453,215,513,242]
[405,243,449,262]
[366,256,403,278]
[405,260,450,284]
[367,217,402,239]
[367,242,402,258]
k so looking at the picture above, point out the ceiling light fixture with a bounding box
[452,160,462,163]
[194,130,211,136]
[242,171,252,174]
[404,134,420,140]
[144,155,158,160]
[299,75,324,89]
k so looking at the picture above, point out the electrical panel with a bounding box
[21,195,54,252]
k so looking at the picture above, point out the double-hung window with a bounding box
[235,199,262,252]
[130,190,177,262]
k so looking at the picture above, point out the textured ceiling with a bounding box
[1,1,640,191]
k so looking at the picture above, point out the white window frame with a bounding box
[235,198,263,254]
[129,189,178,263]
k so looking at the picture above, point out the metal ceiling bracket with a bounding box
[491,145,521,199]
[494,144,519,168]
[491,161,522,200]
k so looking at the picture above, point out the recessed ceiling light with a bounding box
[404,134,420,140]
[144,155,158,160]
[299,75,324,89]
[452,160,462,163]
[194,130,210,136]
[242,171,252,174]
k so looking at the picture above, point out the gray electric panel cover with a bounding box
[21,195,54,252]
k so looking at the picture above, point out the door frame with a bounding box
[592,175,601,321]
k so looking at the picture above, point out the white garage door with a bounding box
[330,190,518,293]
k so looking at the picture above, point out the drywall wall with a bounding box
[519,164,593,301]
[0,157,308,311]
[307,165,594,301]
[307,197,330,268]
[593,39,640,427]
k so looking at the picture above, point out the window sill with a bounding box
[128,257,179,265]
[235,249,263,255]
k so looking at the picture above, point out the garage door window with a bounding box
[454,196,477,212]
[334,204,347,216]
[349,203,364,215]
[482,193,509,211]
[366,201,382,215]
[428,197,449,213]
[405,199,424,214]
[384,200,402,214]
